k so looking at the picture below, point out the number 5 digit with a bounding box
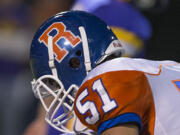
[75,88,100,124]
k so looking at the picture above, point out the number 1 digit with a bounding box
[92,79,117,113]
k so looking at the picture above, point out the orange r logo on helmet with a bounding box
[39,22,81,62]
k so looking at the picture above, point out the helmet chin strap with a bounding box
[48,36,58,77]
[79,26,92,75]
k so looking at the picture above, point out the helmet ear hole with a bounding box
[69,57,80,69]
[75,50,82,56]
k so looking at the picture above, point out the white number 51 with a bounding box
[76,79,117,124]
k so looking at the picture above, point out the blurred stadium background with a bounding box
[0,0,179,135]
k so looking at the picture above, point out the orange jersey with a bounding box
[74,58,180,135]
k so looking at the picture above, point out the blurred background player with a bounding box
[0,1,36,135]
[72,0,152,58]
[72,0,179,62]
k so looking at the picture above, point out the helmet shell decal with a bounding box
[39,22,81,63]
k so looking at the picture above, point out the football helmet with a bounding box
[30,10,124,134]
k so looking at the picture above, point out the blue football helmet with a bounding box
[30,10,124,134]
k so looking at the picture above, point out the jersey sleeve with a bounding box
[74,70,155,134]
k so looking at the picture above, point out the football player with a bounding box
[28,1,153,134]
[30,10,124,134]
[30,11,180,135]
